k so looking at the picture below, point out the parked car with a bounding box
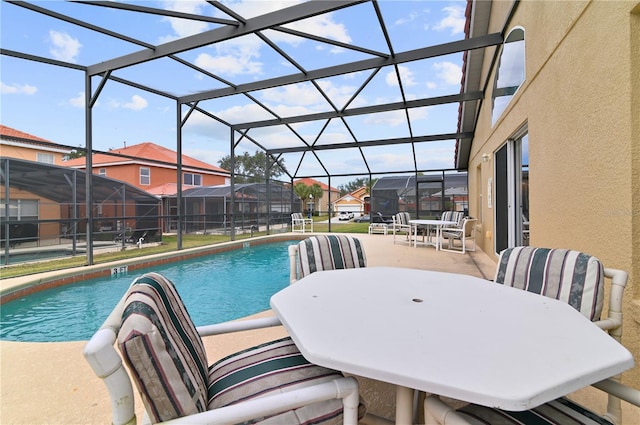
[338,211,354,221]
[353,214,370,223]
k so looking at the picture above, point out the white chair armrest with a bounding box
[83,328,136,425]
[593,378,640,407]
[196,316,282,336]
[599,268,628,341]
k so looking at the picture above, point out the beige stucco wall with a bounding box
[1,144,67,165]
[468,0,640,387]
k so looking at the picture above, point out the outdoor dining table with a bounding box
[270,267,634,425]
[408,219,457,249]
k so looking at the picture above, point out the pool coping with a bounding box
[0,233,307,304]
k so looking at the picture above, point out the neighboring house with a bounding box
[461,1,639,386]
[65,142,230,234]
[64,142,230,192]
[0,125,71,165]
[293,178,340,215]
[1,157,160,247]
[332,186,369,217]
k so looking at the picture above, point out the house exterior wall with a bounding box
[1,186,61,239]
[1,144,68,166]
[89,164,228,190]
[468,0,640,386]
[293,178,340,215]
[333,187,368,216]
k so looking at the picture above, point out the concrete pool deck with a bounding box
[1,233,638,423]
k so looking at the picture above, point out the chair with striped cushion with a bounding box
[291,212,313,233]
[424,247,637,425]
[289,235,367,284]
[84,272,364,425]
[440,217,477,254]
[392,212,412,244]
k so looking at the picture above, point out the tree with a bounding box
[63,148,86,161]
[218,150,287,183]
[294,182,323,214]
[338,177,377,196]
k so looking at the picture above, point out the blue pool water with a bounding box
[0,241,296,342]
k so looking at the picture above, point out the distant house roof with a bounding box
[293,177,339,192]
[147,183,194,197]
[65,141,229,175]
[179,183,295,202]
[333,186,368,205]
[0,124,70,152]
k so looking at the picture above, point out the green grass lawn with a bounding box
[0,221,372,280]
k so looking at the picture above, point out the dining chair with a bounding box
[420,211,465,241]
[288,234,367,284]
[424,246,637,425]
[84,272,364,425]
[392,212,412,244]
[440,217,477,254]
[291,212,313,232]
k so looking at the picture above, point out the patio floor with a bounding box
[1,233,637,423]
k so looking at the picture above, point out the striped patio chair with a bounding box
[85,272,364,425]
[289,235,367,284]
[441,217,477,254]
[392,212,412,244]
[424,246,637,425]
[291,212,313,232]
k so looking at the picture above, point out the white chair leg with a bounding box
[424,396,472,425]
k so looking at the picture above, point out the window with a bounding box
[183,173,202,186]
[140,167,150,185]
[492,27,525,125]
[0,199,39,220]
[98,168,106,176]
[36,153,54,164]
[494,125,529,254]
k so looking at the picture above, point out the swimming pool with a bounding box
[0,240,296,342]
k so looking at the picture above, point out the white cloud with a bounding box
[433,61,462,85]
[157,1,210,43]
[195,52,263,76]
[69,92,85,107]
[363,110,407,127]
[394,11,418,26]
[48,30,82,63]
[104,95,148,111]
[1,82,37,95]
[386,66,417,87]
[284,14,351,45]
[434,5,466,35]
[261,83,322,105]
[123,95,148,111]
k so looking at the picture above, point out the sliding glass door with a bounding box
[494,128,529,254]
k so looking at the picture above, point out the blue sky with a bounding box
[1,0,468,186]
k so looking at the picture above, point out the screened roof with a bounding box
[182,182,294,200]
[1,0,503,182]
[372,172,467,192]
[1,157,159,204]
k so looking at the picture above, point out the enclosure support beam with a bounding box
[85,72,94,265]
[176,101,183,249]
[2,159,10,265]
[230,127,236,241]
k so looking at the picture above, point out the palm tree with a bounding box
[294,183,323,216]
[308,184,324,213]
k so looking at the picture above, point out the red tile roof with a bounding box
[293,177,339,192]
[147,183,194,196]
[65,142,228,174]
[0,125,58,145]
